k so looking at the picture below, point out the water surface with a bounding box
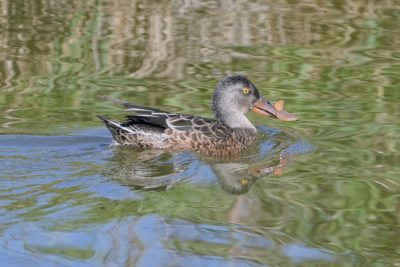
[0,1,399,266]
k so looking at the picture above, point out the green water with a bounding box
[1,1,399,266]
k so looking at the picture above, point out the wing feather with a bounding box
[103,96,233,139]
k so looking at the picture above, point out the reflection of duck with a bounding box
[99,75,297,156]
[106,149,288,194]
[104,128,301,194]
[105,148,181,190]
[213,153,286,195]
[212,163,257,194]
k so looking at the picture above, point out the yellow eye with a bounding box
[243,87,251,94]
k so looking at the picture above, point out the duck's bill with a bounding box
[252,98,298,122]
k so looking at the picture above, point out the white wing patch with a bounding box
[108,120,135,134]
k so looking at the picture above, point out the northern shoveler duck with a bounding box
[99,75,297,156]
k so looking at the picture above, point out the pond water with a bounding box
[0,1,399,266]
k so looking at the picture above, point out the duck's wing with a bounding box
[103,96,171,129]
[166,115,234,139]
[104,97,233,139]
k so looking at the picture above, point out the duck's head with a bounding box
[212,75,297,130]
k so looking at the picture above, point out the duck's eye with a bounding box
[242,87,251,95]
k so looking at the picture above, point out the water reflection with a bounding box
[105,127,310,195]
[2,0,400,85]
[0,129,393,266]
[2,213,343,266]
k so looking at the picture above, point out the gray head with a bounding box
[212,75,279,130]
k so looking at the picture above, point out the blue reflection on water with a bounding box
[282,243,334,263]
[0,127,329,266]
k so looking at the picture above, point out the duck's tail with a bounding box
[97,116,134,144]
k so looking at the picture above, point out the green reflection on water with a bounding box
[29,246,94,260]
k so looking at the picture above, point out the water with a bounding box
[1,1,399,266]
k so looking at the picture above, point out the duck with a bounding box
[98,75,297,156]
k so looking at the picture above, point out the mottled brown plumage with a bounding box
[99,75,297,156]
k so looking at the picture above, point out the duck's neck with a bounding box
[215,107,256,132]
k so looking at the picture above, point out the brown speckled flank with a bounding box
[99,75,297,156]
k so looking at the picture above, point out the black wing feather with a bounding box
[125,114,169,129]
